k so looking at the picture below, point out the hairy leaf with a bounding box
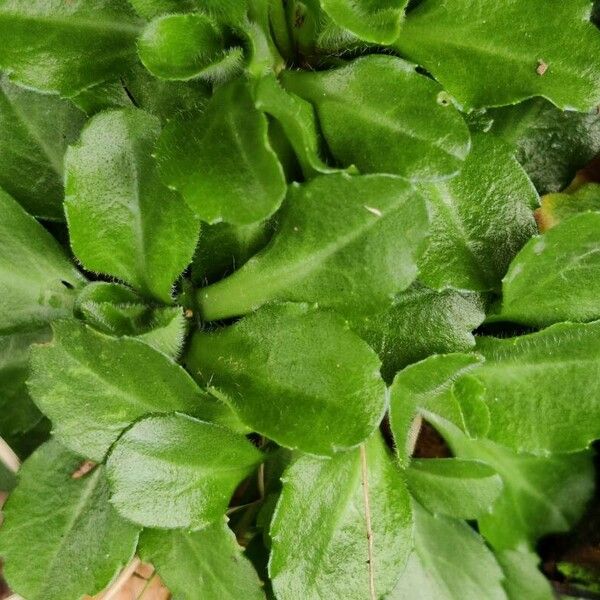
[471,321,600,453]
[407,458,503,520]
[395,0,600,111]
[138,13,243,82]
[139,524,266,599]
[282,55,470,180]
[0,188,83,335]
[489,98,600,194]
[29,321,230,461]
[0,77,86,220]
[0,0,143,96]
[65,108,199,303]
[158,79,286,225]
[387,502,507,600]
[187,304,387,456]
[0,440,139,600]
[320,0,408,44]
[500,213,600,326]
[356,283,485,382]
[107,413,262,529]
[198,174,428,320]
[270,435,412,600]
[418,133,538,291]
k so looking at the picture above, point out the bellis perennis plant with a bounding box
[1,0,600,599]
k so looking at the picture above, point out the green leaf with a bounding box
[489,98,600,194]
[407,458,503,520]
[28,320,231,462]
[496,550,555,600]
[389,353,486,466]
[198,174,428,321]
[471,321,600,453]
[0,0,143,96]
[434,418,595,550]
[500,213,600,326]
[0,330,48,449]
[387,502,507,600]
[394,0,600,111]
[270,435,412,600]
[128,0,197,18]
[355,283,485,382]
[106,413,262,529]
[138,13,244,82]
[65,108,199,303]
[157,79,286,225]
[0,440,139,600]
[139,524,266,599]
[536,184,600,231]
[0,458,16,492]
[192,220,272,285]
[254,74,338,177]
[0,188,83,335]
[0,77,86,220]
[319,0,408,44]
[75,282,187,358]
[282,55,470,180]
[418,133,538,291]
[186,304,387,456]
[122,62,212,120]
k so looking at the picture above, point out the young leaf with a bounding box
[489,98,600,194]
[418,133,538,291]
[198,174,428,321]
[65,108,199,303]
[270,435,412,600]
[496,550,555,600]
[192,220,272,285]
[387,503,507,600]
[435,419,595,550]
[407,458,503,520]
[319,0,408,44]
[394,0,600,111]
[389,353,486,465]
[186,304,387,456]
[0,330,48,452]
[0,188,84,334]
[254,74,338,177]
[106,413,262,529]
[282,55,470,181]
[139,524,266,599]
[355,283,485,382]
[138,13,243,82]
[500,213,600,326]
[536,183,600,232]
[470,321,600,454]
[0,77,86,220]
[0,0,143,96]
[75,282,187,358]
[0,440,140,600]
[29,320,231,461]
[157,79,286,225]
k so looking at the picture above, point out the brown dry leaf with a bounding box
[89,560,170,600]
